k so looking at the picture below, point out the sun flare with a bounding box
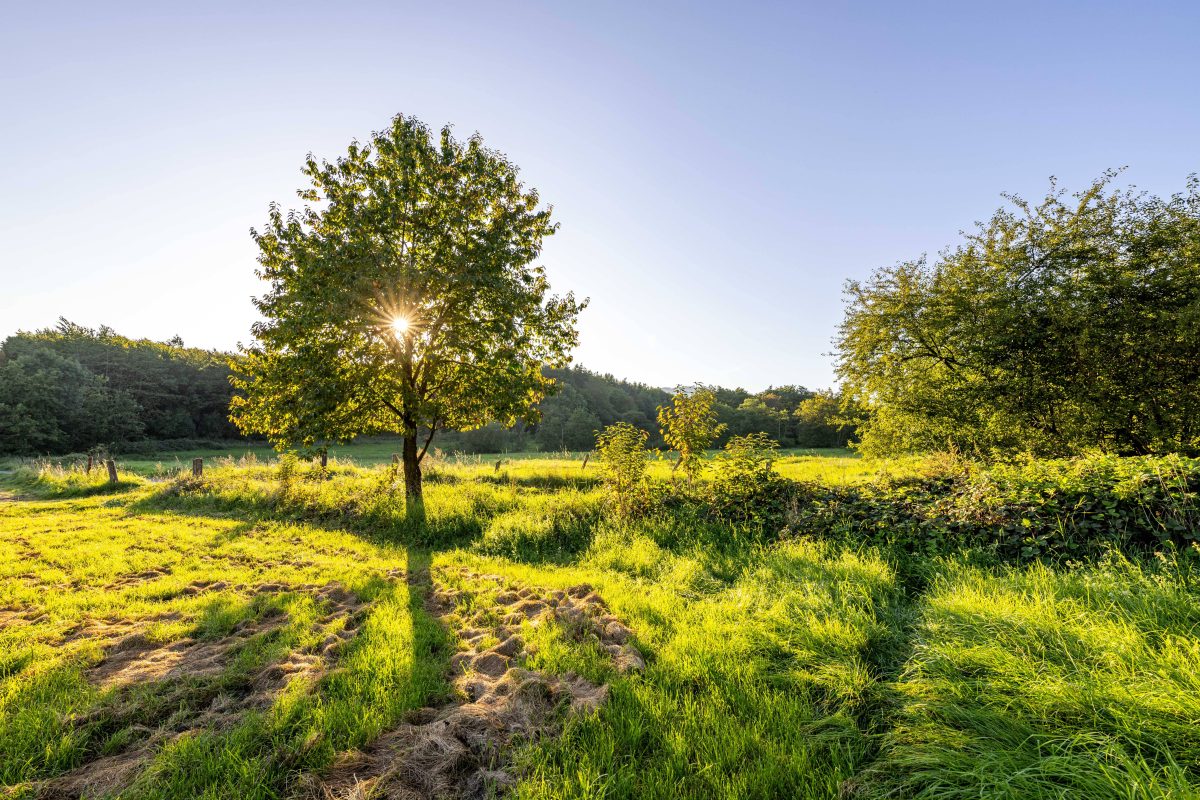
[390,316,411,336]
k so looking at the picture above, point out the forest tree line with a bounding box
[0,321,853,456]
[0,321,240,455]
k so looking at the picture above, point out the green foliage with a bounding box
[793,390,857,448]
[705,432,788,528]
[0,316,848,458]
[657,387,725,481]
[838,173,1200,458]
[0,347,143,455]
[788,455,1200,561]
[0,319,241,455]
[595,422,650,517]
[230,114,584,508]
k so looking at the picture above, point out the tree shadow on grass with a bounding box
[128,485,489,552]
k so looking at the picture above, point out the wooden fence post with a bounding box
[192,458,203,478]
[105,459,118,484]
[86,454,93,474]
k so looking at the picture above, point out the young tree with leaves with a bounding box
[657,387,725,482]
[595,421,649,517]
[231,115,585,519]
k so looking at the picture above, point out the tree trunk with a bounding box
[402,433,424,522]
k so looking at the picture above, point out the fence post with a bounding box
[105,459,118,484]
[192,458,203,478]
[86,454,93,474]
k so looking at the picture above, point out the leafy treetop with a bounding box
[231,114,585,511]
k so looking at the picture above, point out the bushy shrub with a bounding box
[704,433,792,528]
[786,455,1200,560]
[595,422,650,517]
[657,387,725,482]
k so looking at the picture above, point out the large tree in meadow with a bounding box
[837,173,1200,457]
[231,115,584,517]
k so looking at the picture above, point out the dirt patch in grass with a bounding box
[314,569,643,799]
[33,581,370,799]
[0,607,32,627]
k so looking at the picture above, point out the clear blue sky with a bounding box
[2,1,1197,391]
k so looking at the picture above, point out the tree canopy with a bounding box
[231,115,585,514]
[0,320,240,455]
[837,173,1200,457]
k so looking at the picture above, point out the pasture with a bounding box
[2,452,1198,798]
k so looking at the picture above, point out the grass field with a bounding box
[2,454,1198,798]
[2,441,926,490]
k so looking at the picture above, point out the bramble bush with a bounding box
[785,454,1200,560]
[704,433,791,528]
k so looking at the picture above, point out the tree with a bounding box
[0,348,143,455]
[2,320,242,446]
[534,384,600,451]
[837,173,1200,457]
[231,115,585,518]
[657,387,725,481]
[794,390,856,448]
[595,421,649,517]
[729,397,788,441]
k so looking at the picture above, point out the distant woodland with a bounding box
[0,320,852,456]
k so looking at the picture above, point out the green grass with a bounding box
[1,440,872,480]
[2,456,1198,798]
[865,553,1200,799]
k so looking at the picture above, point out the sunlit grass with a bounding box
[1,456,1198,798]
[0,487,449,794]
[1,441,874,481]
[863,552,1200,798]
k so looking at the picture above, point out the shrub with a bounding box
[706,433,791,529]
[785,455,1200,561]
[595,422,650,518]
[657,387,725,482]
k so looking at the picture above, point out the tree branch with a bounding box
[417,418,439,463]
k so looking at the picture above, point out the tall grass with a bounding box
[866,550,1200,799]
[6,459,145,497]
[2,454,1199,798]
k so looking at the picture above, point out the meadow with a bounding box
[2,450,1199,799]
[0,442,874,481]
